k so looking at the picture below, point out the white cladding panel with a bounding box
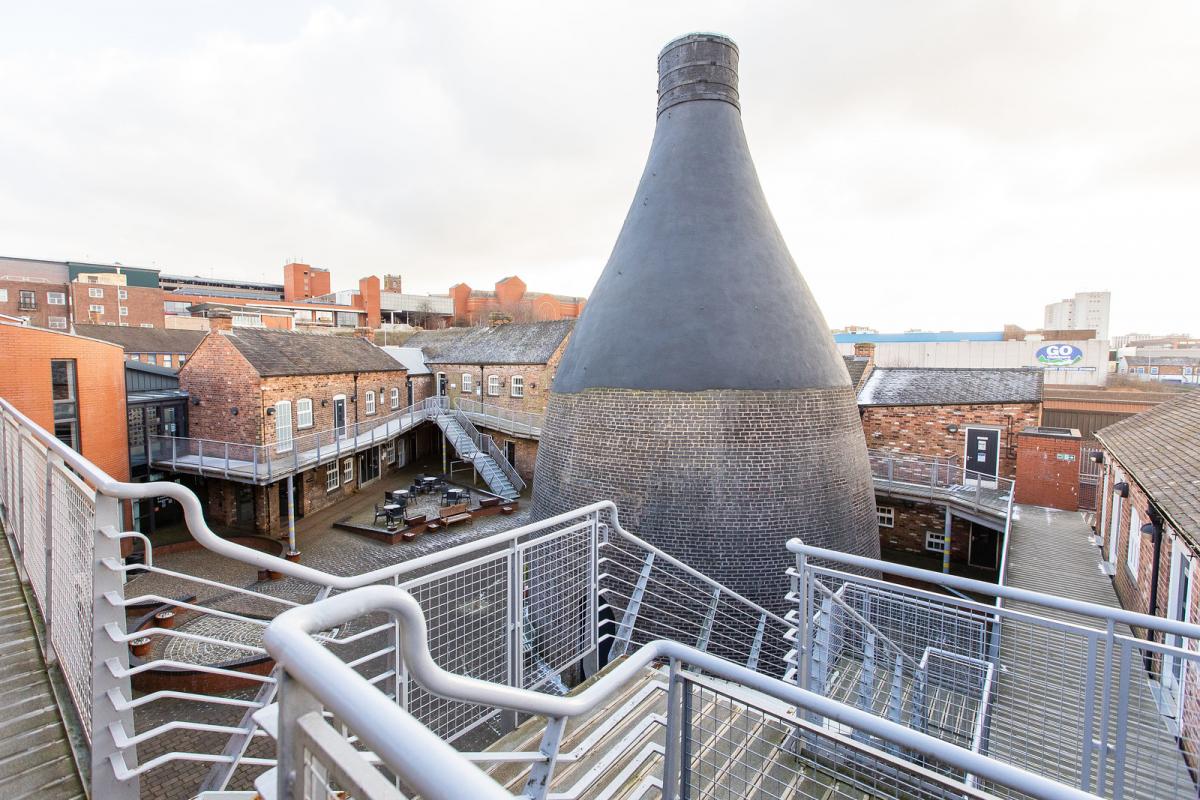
[836,339,1108,385]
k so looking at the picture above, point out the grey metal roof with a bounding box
[857,368,1044,407]
[75,324,207,355]
[1096,390,1200,537]
[220,329,405,377]
[420,321,575,366]
[380,346,431,376]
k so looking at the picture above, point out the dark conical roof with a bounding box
[553,33,848,394]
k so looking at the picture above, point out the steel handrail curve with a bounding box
[787,538,1200,641]
[263,584,1100,800]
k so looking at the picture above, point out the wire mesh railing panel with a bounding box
[20,435,47,604]
[400,554,511,741]
[678,677,997,800]
[521,523,594,688]
[50,463,95,739]
[1,418,19,538]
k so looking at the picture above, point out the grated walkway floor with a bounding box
[988,505,1194,799]
[0,528,85,799]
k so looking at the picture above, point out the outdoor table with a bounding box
[383,503,401,513]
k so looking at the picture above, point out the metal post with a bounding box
[1081,630,1099,793]
[943,506,952,574]
[286,474,297,555]
[696,588,721,652]
[171,435,177,469]
[795,552,810,691]
[92,495,139,800]
[252,446,259,483]
[1096,618,1116,793]
[506,540,523,730]
[611,551,655,659]
[1110,639,1132,800]
[662,658,683,800]
[224,442,230,479]
[42,451,60,665]
[198,439,205,477]
[747,612,767,672]
[583,511,600,678]
[277,671,323,800]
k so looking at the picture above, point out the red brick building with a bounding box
[75,324,207,370]
[0,322,130,481]
[177,327,408,533]
[1093,392,1200,762]
[282,262,331,302]
[449,276,585,326]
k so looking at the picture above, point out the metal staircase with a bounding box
[433,406,522,499]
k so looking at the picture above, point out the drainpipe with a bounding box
[1143,505,1165,668]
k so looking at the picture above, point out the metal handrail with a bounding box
[454,397,544,437]
[264,585,1100,800]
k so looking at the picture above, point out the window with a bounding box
[140,323,154,328]
[89,304,104,314]
[118,289,128,300]
[275,400,293,453]
[877,506,895,528]
[365,391,376,415]
[162,354,173,368]
[511,375,524,398]
[47,292,65,305]
[1127,504,1142,574]
[925,530,948,554]
[488,375,500,396]
[0,289,6,302]
[19,290,36,310]
[1137,367,1146,374]
[462,373,473,394]
[51,360,79,451]
[48,317,67,330]
[325,462,340,492]
[297,398,313,428]
[88,287,104,298]
[119,306,129,317]
[342,457,354,486]
[86,275,99,283]
[178,355,186,365]
[390,387,399,409]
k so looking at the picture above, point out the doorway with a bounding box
[235,485,255,527]
[964,427,1000,488]
[437,373,448,396]
[1108,488,1123,569]
[332,395,347,437]
[968,522,1001,570]
[406,378,414,407]
[1162,538,1193,719]
[505,441,516,468]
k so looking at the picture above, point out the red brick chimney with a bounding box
[358,276,381,330]
[853,342,876,362]
[209,311,234,331]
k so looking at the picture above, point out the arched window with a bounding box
[511,375,524,398]
[365,391,376,415]
[275,400,293,453]
[488,375,500,396]
[297,398,313,429]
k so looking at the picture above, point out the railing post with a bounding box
[611,551,655,659]
[795,551,810,690]
[1081,629,1099,794]
[197,439,205,477]
[42,451,60,665]
[171,436,177,469]
[662,658,684,800]
[277,670,323,800]
[253,446,259,483]
[1096,617,1116,794]
[1111,638,1133,800]
[224,442,230,479]
[92,494,139,800]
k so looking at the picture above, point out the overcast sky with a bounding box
[1,2,1197,335]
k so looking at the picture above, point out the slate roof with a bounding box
[220,329,405,377]
[420,321,575,366]
[75,324,207,355]
[843,356,869,389]
[1097,391,1200,537]
[857,368,1044,407]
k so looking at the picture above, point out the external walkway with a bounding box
[0,528,85,799]
[988,505,1193,800]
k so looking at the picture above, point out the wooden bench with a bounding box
[437,502,473,527]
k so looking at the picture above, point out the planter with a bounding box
[130,637,153,659]
[153,611,176,629]
[267,569,284,581]
[285,550,301,563]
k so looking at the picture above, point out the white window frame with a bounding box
[1126,503,1142,576]
[342,457,354,486]
[118,288,128,300]
[89,304,104,314]
[275,400,293,453]
[297,398,314,429]
[511,375,524,398]
[119,306,129,317]
[390,387,400,409]
[488,375,500,396]
[0,289,6,302]
[365,391,376,415]
[162,354,172,368]
[877,506,895,528]
[47,292,66,305]
[325,462,340,492]
[88,287,104,298]
[48,316,67,330]
[140,323,154,328]
[926,530,948,554]
[462,373,473,394]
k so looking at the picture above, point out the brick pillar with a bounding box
[1015,427,1082,510]
[359,276,381,330]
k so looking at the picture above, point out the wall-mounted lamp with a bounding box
[946,424,960,434]
[1090,451,1105,464]
[265,407,275,416]
[231,407,239,416]
[191,397,201,406]
[349,396,356,404]
[321,399,328,407]
[1114,481,1129,498]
